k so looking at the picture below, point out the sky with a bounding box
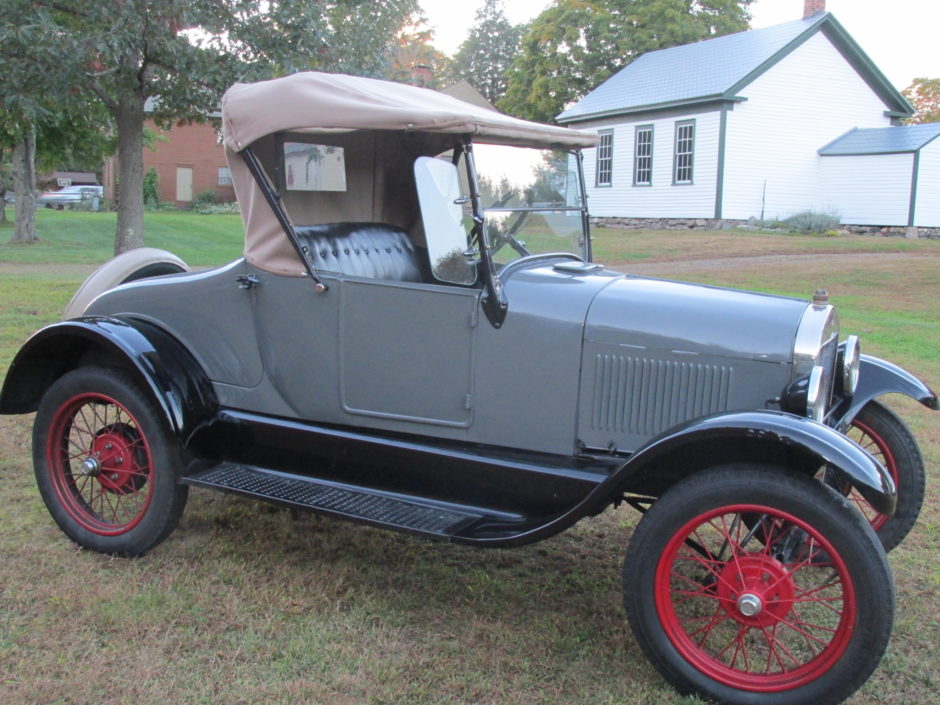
[419,0,940,91]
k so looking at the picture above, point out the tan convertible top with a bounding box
[221,72,597,276]
[221,72,599,151]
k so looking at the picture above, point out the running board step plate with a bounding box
[185,463,482,538]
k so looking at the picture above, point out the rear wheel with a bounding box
[839,400,925,551]
[32,367,188,556]
[623,465,893,705]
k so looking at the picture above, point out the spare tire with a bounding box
[63,247,189,320]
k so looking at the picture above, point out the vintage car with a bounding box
[2,73,936,705]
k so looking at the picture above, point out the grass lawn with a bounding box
[0,218,938,704]
[0,208,243,266]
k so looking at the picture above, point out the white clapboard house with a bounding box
[557,1,940,228]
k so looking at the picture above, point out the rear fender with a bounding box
[831,354,938,429]
[0,316,216,444]
[602,410,896,516]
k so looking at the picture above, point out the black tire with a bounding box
[32,367,188,556]
[623,465,894,705]
[839,400,925,552]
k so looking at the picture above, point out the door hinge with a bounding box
[236,274,259,290]
[464,394,473,410]
[469,307,478,328]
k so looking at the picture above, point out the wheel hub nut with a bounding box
[737,593,763,617]
[81,457,101,477]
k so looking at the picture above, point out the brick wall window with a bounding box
[218,167,232,186]
[595,130,613,187]
[673,120,695,184]
[633,125,653,186]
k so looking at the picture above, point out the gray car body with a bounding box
[84,252,807,458]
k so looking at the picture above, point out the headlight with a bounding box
[838,334,860,396]
[806,366,826,422]
[783,301,839,421]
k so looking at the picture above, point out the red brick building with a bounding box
[103,119,235,207]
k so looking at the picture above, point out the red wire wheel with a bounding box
[45,392,155,535]
[838,400,925,552]
[32,367,188,556]
[844,416,896,531]
[655,504,855,692]
[623,466,893,705]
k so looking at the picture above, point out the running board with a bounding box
[184,463,488,539]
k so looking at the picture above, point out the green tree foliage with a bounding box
[902,77,940,124]
[0,1,420,254]
[499,0,753,123]
[450,0,523,104]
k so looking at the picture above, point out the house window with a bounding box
[596,130,613,187]
[218,167,232,186]
[633,126,653,186]
[673,120,695,184]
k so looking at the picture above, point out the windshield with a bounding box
[462,145,589,266]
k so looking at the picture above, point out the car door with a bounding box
[338,277,478,428]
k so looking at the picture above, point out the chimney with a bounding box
[804,0,825,18]
[411,64,432,88]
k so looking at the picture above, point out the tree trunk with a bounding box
[10,128,38,244]
[114,95,146,255]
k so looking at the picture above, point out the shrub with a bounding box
[143,168,160,208]
[782,210,841,234]
[192,189,220,208]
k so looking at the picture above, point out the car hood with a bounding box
[585,273,809,364]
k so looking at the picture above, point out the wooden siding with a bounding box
[820,153,913,225]
[915,138,940,227]
[580,110,720,218]
[721,32,893,221]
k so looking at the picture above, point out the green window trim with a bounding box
[595,130,614,187]
[673,119,695,185]
[633,125,654,186]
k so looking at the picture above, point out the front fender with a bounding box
[832,354,938,430]
[0,316,216,444]
[602,410,896,516]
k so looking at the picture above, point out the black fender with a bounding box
[598,409,896,516]
[463,409,895,547]
[0,316,216,445]
[831,354,938,430]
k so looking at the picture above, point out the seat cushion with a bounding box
[294,223,421,282]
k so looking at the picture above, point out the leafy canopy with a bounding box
[903,77,940,125]
[450,0,523,104]
[499,0,753,123]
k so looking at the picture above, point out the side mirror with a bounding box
[414,157,477,285]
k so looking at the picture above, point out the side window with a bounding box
[633,125,653,186]
[595,130,613,187]
[673,120,695,185]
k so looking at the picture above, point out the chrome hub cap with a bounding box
[737,593,763,617]
[80,456,101,477]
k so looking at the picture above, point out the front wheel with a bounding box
[32,367,188,556]
[623,465,893,705]
[839,400,925,551]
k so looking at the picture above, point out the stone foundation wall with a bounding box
[590,217,940,239]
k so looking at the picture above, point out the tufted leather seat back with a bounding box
[294,223,421,282]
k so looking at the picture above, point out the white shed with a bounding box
[819,124,940,227]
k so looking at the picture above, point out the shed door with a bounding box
[176,167,193,202]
